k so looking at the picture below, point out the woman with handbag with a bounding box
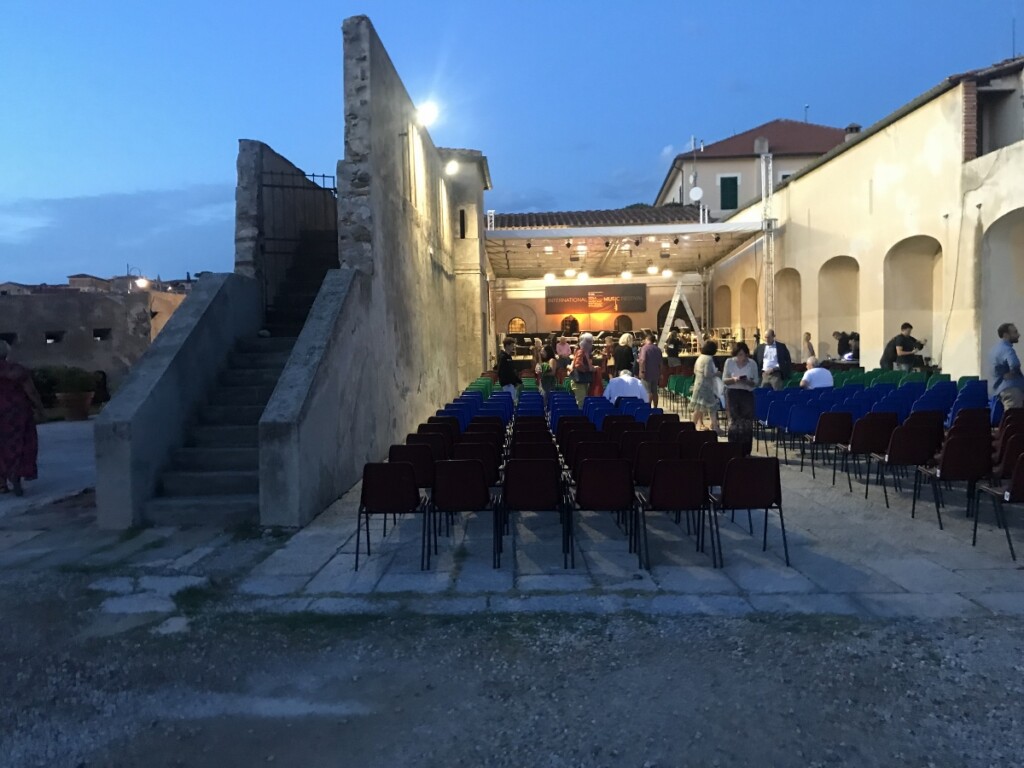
[569,333,596,407]
[690,340,721,434]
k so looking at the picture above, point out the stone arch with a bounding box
[656,301,687,332]
[713,285,732,329]
[507,317,527,334]
[982,208,1024,354]
[740,278,758,339]
[560,315,580,335]
[883,236,943,364]
[613,315,633,333]
[817,256,859,358]
[774,268,802,350]
[496,301,537,334]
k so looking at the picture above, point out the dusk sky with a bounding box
[1,0,1020,284]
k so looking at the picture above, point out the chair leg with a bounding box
[994,498,1017,561]
[355,510,363,571]
[712,505,724,568]
[863,456,872,499]
[810,442,817,479]
[778,506,791,567]
[747,508,753,535]
[911,471,919,518]
[878,463,889,509]
[638,504,651,570]
[762,507,769,551]
[420,507,428,571]
[930,476,944,530]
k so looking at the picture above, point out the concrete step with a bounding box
[188,424,258,447]
[161,470,260,496]
[270,291,320,308]
[221,368,283,386]
[236,336,297,354]
[209,385,277,406]
[200,404,266,425]
[262,322,306,338]
[172,447,258,471]
[229,351,292,369]
[144,495,259,527]
[279,275,328,293]
[265,307,312,325]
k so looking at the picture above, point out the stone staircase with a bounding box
[143,233,337,527]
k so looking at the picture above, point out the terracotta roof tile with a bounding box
[493,203,704,230]
[690,118,846,159]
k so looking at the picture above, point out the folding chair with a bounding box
[573,459,646,569]
[499,459,571,568]
[636,460,717,565]
[978,454,1024,560]
[432,460,496,565]
[357,463,428,570]
[711,457,790,567]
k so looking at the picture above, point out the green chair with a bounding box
[957,375,979,391]
[899,372,927,386]
[926,373,951,389]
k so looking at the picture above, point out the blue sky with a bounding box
[1,0,1020,283]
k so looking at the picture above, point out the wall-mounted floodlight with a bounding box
[417,101,439,127]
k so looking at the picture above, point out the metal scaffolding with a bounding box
[760,153,776,332]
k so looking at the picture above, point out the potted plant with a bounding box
[54,367,96,421]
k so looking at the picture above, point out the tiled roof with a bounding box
[693,119,846,160]
[493,203,704,230]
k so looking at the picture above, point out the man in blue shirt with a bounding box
[991,323,1024,410]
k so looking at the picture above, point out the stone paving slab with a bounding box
[854,592,990,619]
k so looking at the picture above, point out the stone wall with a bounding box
[235,140,338,309]
[95,273,261,528]
[259,16,468,527]
[0,292,152,387]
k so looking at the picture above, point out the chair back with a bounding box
[514,415,547,427]
[428,415,462,434]
[699,442,745,488]
[678,430,719,461]
[646,413,680,432]
[460,431,504,454]
[953,407,991,433]
[883,425,935,466]
[575,459,634,511]
[720,457,782,510]
[513,440,560,461]
[619,430,656,463]
[995,433,1024,480]
[361,462,421,513]
[647,460,705,511]
[633,442,680,486]
[557,419,595,447]
[406,432,447,460]
[936,436,992,483]
[563,430,608,470]
[388,444,434,489]
[604,418,644,444]
[453,442,500,486]
[432,460,490,512]
[813,412,853,445]
[503,459,562,512]
[1007,454,1024,503]
[657,421,685,442]
[418,422,455,455]
[573,441,620,480]
[469,415,504,431]
[848,412,898,454]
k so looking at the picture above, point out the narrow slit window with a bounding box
[0,332,17,346]
[45,331,65,345]
[93,328,112,341]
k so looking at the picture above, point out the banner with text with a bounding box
[544,284,647,315]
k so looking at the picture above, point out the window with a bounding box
[93,328,112,341]
[0,332,16,346]
[779,173,792,182]
[507,317,527,334]
[613,315,633,333]
[45,331,65,345]
[719,175,739,210]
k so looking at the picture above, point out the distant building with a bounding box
[0,282,34,296]
[654,119,850,219]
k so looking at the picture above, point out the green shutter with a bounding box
[720,177,738,210]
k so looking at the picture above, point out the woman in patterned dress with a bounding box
[0,341,43,496]
[690,340,721,433]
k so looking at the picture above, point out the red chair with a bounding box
[678,430,718,461]
[388,443,434,491]
[406,432,447,461]
[801,412,853,479]
[428,415,462,435]
[868,426,934,509]
[836,412,898,493]
[952,408,991,434]
[917,436,992,529]
[499,459,570,568]
[632,442,680,488]
[978,453,1024,560]
[603,416,642,444]
[432,460,495,565]
[711,457,790,567]
[357,463,427,570]
[619,430,656,465]
[992,433,1024,481]
[460,430,504,456]
[657,421,685,442]
[572,441,620,482]
[418,422,456,456]
[453,442,501,488]
[513,440,560,461]
[636,459,716,563]
[646,413,680,433]
[573,459,645,569]
[469,415,505,432]
[563,430,609,475]
[556,417,592,446]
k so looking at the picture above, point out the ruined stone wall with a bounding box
[0,292,152,387]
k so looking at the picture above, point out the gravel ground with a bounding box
[3,560,1024,768]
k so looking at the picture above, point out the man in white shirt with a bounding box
[603,368,649,405]
[800,356,834,389]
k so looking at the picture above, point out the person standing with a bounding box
[991,323,1024,411]
[535,349,556,408]
[613,334,635,377]
[496,337,522,402]
[832,331,851,357]
[0,341,43,496]
[801,332,815,363]
[555,336,572,386]
[753,329,793,391]
[882,323,926,371]
[691,340,721,433]
[665,329,683,370]
[800,357,835,389]
[722,342,759,454]
[638,333,663,409]
[569,333,595,407]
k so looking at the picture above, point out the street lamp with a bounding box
[126,264,149,292]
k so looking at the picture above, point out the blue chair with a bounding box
[782,405,823,464]
[764,402,795,453]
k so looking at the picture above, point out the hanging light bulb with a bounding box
[564,267,577,278]
[662,268,673,278]
[577,271,589,280]
[646,262,658,275]
[620,270,633,279]
[544,272,556,282]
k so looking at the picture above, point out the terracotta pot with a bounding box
[56,391,94,421]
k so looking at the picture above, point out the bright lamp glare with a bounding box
[544,272,556,282]
[646,264,659,275]
[662,269,673,278]
[620,270,633,279]
[417,101,439,127]
[444,160,459,176]
[577,271,589,280]
[564,268,577,278]
[134,277,150,289]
